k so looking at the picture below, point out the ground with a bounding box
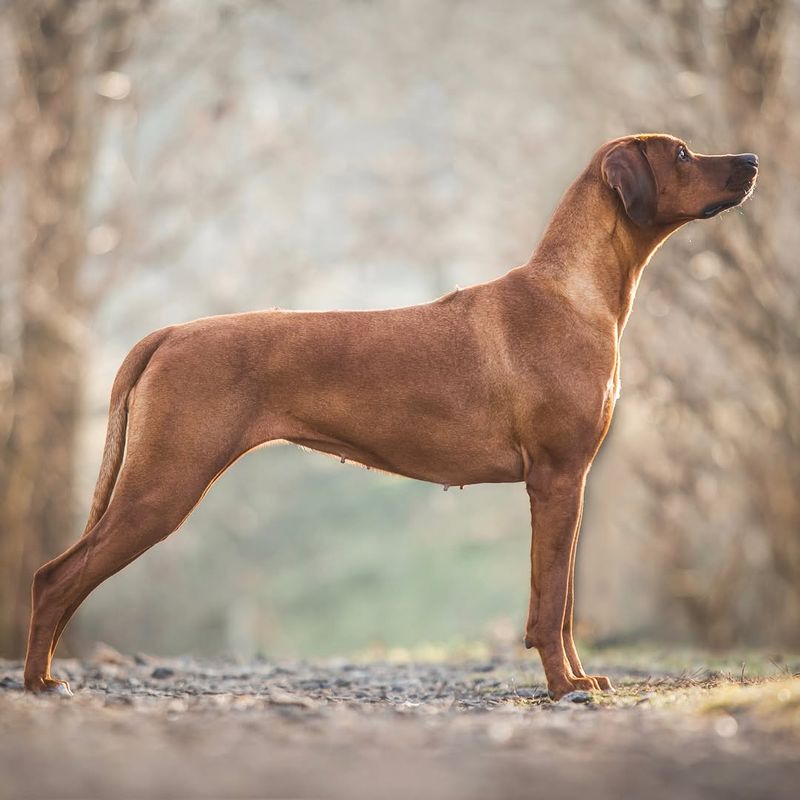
[1,647,799,799]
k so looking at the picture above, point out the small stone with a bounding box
[516,687,549,699]
[267,688,317,709]
[151,667,175,679]
[91,642,130,665]
[559,690,592,703]
[105,694,134,706]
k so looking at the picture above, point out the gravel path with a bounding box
[2,652,799,799]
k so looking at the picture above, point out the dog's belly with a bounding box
[265,378,525,485]
[282,427,525,487]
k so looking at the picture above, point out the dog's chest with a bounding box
[600,351,622,430]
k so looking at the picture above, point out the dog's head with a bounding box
[600,134,758,228]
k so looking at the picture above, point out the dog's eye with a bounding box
[677,146,690,162]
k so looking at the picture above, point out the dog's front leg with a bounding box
[523,469,596,699]
[559,499,599,690]
[562,506,614,691]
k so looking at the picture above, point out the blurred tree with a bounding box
[0,0,140,656]
[620,0,799,646]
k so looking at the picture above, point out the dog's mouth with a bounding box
[702,179,757,219]
[701,199,743,218]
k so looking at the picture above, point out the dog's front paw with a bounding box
[589,675,614,692]
[570,676,599,691]
[547,678,583,701]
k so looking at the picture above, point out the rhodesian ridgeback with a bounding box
[24,134,758,699]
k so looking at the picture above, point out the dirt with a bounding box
[1,651,799,799]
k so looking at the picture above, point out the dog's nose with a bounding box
[738,153,759,168]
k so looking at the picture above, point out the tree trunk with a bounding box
[0,0,94,657]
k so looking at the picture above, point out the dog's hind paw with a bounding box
[50,680,73,697]
[27,677,73,696]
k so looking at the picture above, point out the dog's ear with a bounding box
[601,140,657,227]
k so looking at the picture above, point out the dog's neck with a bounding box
[524,169,680,334]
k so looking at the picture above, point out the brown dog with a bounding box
[24,134,758,699]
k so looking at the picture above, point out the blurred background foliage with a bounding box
[0,0,798,659]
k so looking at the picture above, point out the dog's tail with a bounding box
[81,328,172,535]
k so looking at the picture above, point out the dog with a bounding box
[24,134,758,699]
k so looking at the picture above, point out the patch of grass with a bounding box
[696,677,800,731]
[580,643,800,681]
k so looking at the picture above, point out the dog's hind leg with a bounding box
[23,441,238,693]
[23,347,262,693]
[23,423,254,694]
